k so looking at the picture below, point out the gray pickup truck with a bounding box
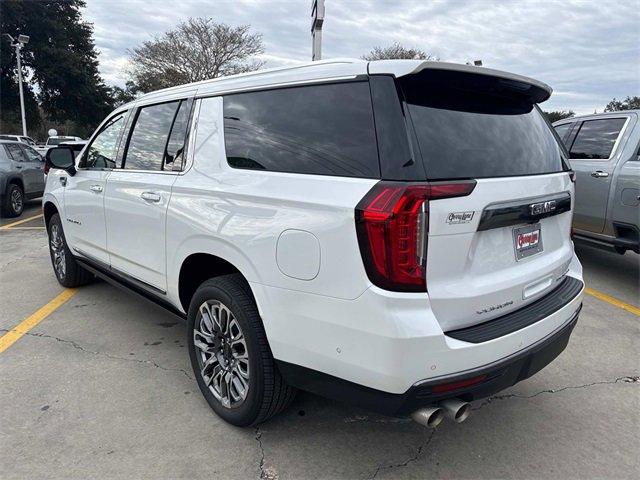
[0,140,45,217]
[554,110,639,254]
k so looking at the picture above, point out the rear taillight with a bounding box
[355,180,476,292]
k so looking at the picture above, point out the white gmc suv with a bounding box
[43,59,584,428]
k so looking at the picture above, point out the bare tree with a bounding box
[362,42,437,61]
[127,18,265,92]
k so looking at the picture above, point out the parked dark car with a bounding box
[0,140,45,217]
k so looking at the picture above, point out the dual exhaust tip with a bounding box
[411,398,471,428]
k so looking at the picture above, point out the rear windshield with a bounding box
[48,137,74,145]
[401,71,565,180]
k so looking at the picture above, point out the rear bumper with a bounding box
[253,254,584,400]
[277,304,580,416]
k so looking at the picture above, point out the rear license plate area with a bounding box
[513,223,543,260]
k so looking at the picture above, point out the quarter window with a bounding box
[223,82,380,178]
[124,100,191,172]
[570,118,627,160]
[22,145,42,162]
[553,123,572,144]
[84,113,126,169]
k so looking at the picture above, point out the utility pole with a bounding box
[4,34,30,136]
[311,0,325,61]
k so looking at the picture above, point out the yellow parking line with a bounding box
[0,213,44,230]
[585,288,640,317]
[0,289,77,353]
[0,226,46,230]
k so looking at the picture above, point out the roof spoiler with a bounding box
[368,60,552,103]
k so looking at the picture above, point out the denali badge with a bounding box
[476,300,514,315]
[529,200,556,216]
[446,211,474,224]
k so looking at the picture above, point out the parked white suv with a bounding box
[43,59,584,427]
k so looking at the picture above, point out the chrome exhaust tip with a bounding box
[440,398,471,423]
[411,407,445,428]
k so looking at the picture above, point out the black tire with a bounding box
[2,183,24,218]
[47,213,93,287]
[187,274,296,426]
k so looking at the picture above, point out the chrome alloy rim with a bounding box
[194,300,249,408]
[11,188,23,213]
[50,224,66,278]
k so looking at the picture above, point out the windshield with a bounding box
[400,71,566,180]
[47,137,75,145]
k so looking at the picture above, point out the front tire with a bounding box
[2,183,24,217]
[187,274,296,426]
[47,213,93,287]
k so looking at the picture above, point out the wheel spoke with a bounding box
[194,299,250,409]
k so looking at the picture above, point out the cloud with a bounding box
[84,0,639,114]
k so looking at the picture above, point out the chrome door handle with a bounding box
[141,191,161,203]
[590,170,609,178]
[89,184,103,193]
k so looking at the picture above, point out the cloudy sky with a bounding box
[84,0,639,114]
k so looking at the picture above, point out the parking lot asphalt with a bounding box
[1,211,638,479]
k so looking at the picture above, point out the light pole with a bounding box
[4,33,30,136]
[311,0,325,61]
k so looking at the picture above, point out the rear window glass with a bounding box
[401,73,565,180]
[569,118,627,160]
[223,82,380,178]
[48,137,74,145]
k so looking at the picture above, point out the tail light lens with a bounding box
[355,180,476,292]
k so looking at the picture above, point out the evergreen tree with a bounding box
[1,0,113,137]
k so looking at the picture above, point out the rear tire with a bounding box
[2,183,24,217]
[187,274,296,426]
[47,213,93,287]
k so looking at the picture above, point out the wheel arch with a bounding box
[43,200,59,230]
[5,175,24,192]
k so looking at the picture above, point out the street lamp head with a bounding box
[17,34,30,44]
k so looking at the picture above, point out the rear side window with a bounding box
[163,100,191,171]
[400,71,565,180]
[223,82,380,178]
[569,118,627,160]
[124,100,192,172]
[4,143,28,162]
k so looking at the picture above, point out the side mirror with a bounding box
[45,147,76,176]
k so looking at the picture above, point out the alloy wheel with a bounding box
[10,188,23,214]
[194,300,250,408]
[50,224,66,279]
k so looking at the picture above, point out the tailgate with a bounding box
[426,173,574,331]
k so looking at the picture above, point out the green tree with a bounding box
[0,2,40,134]
[127,18,264,93]
[543,110,575,123]
[1,0,114,138]
[604,96,640,112]
[362,42,437,61]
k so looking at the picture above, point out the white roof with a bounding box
[122,58,552,110]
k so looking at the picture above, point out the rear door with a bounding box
[398,69,574,331]
[566,117,630,234]
[104,98,192,292]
